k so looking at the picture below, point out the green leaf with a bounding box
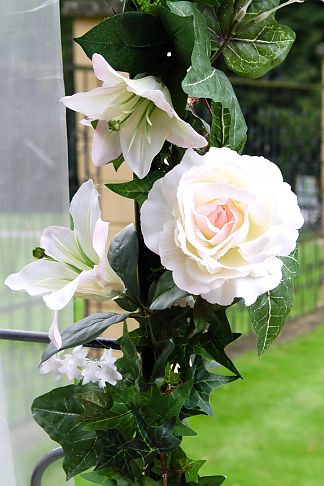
[106,171,162,207]
[173,419,197,437]
[108,224,139,306]
[112,154,124,172]
[75,12,171,73]
[168,1,247,151]
[125,408,181,457]
[222,1,296,78]
[116,322,142,387]
[150,339,175,382]
[83,385,140,437]
[41,312,129,363]
[192,297,212,334]
[143,380,193,423]
[209,101,231,149]
[249,249,298,355]
[150,271,189,311]
[77,388,113,421]
[95,430,144,479]
[185,356,238,415]
[194,310,241,377]
[32,384,103,479]
[159,3,195,66]
[81,468,131,486]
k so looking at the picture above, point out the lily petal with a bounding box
[48,310,62,349]
[92,218,125,292]
[92,53,127,87]
[43,274,82,310]
[126,78,175,116]
[5,260,76,296]
[69,180,101,264]
[40,226,88,271]
[92,121,122,166]
[61,87,116,120]
[120,108,169,179]
[167,115,207,148]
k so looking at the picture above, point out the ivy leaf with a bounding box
[222,0,295,78]
[81,468,130,486]
[173,419,197,437]
[116,322,142,387]
[95,430,144,479]
[249,250,298,355]
[167,1,247,151]
[41,312,129,363]
[194,310,241,377]
[83,385,140,437]
[209,101,231,149]
[106,171,162,208]
[192,297,212,334]
[108,224,139,307]
[143,380,193,423]
[32,384,103,479]
[125,408,181,459]
[75,12,172,73]
[185,356,238,415]
[154,447,205,483]
[150,271,189,311]
[150,340,175,382]
[77,388,113,422]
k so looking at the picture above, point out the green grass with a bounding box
[182,324,324,486]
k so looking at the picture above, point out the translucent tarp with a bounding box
[0,0,72,483]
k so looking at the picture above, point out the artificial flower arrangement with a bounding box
[5,0,309,484]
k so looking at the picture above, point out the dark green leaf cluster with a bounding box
[33,317,234,484]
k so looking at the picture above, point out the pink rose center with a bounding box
[194,200,235,241]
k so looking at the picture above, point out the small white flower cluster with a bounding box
[40,346,122,388]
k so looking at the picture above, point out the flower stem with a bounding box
[160,452,168,486]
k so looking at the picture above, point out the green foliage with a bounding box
[108,224,140,309]
[249,249,299,355]
[32,384,103,479]
[149,271,190,310]
[193,309,242,378]
[167,1,247,151]
[75,12,171,73]
[106,171,163,207]
[209,101,231,149]
[116,322,142,387]
[41,312,129,363]
[208,0,296,78]
[185,357,239,415]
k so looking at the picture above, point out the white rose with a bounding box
[141,147,304,306]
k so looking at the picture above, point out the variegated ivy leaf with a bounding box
[249,249,298,355]
[207,0,296,78]
[167,0,247,151]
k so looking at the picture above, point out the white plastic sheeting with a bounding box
[0,0,72,483]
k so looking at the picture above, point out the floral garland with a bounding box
[5,0,313,484]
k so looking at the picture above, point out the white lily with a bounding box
[5,180,124,348]
[61,54,207,179]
